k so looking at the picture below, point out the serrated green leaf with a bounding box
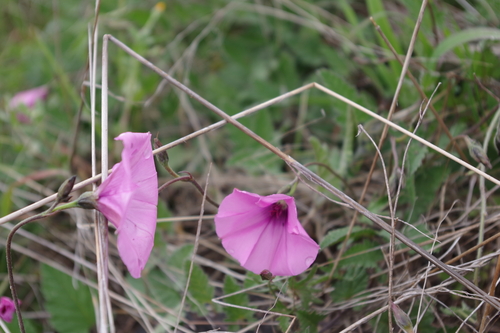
[148,269,181,309]
[222,275,251,322]
[243,271,262,289]
[278,316,292,333]
[331,267,369,301]
[406,144,428,176]
[297,310,326,333]
[40,264,95,333]
[168,244,194,270]
[185,263,214,304]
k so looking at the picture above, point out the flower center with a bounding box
[269,200,288,225]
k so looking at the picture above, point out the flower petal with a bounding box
[95,132,158,278]
[0,296,16,323]
[10,86,49,108]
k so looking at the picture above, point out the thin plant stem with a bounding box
[95,33,110,333]
[173,165,212,333]
[158,175,192,193]
[6,215,44,333]
[357,125,396,330]
[5,205,72,333]
[157,172,219,208]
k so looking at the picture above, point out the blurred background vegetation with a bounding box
[2,0,500,332]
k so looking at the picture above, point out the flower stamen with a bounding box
[270,200,288,225]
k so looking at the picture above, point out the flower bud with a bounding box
[390,301,414,333]
[260,269,275,281]
[76,191,98,210]
[465,136,492,169]
[154,137,169,165]
[57,176,76,203]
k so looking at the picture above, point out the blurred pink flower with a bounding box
[215,189,319,276]
[95,132,158,278]
[0,296,16,323]
[9,86,49,108]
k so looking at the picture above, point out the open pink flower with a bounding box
[9,86,49,108]
[95,132,158,278]
[215,189,319,276]
[0,297,16,323]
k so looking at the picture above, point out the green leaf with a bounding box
[432,28,500,60]
[148,269,181,309]
[318,69,375,122]
[168,244,194,270]
[331,267,369,301]
[320,226,363,249]
[412,165,449,220]
[40,264,95,333]
[366,0,402,54]
[406,144,428,176]
[339,240,383,269]
[185,263,214,304]
[4,317,39,333]
[297,310,326,333]
[338,109,354,177]
[278,316,292,333]
[222,275,251,322]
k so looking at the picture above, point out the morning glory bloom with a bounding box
[79,132,158,278]
[9,86,49,108]
[0,297,16,323]
[214,189,319,276]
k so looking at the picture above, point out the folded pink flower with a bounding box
[9,86,49,108]
[0,296,16,323]
[215,189,320,276]
[95,132,158,278]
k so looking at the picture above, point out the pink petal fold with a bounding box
[215,189,319,277]
[95,132,158,278]
[0,296,16,323]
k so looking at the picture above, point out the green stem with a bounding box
[6,199,79,333]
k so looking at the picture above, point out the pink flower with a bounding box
[214,189,319,276]
[95,132,158,278]
[9,86,49,108]
[0,297,16,323]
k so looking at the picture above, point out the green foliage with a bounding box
[167,244,194,282]
[185,262,214,305]
[339,240,384,269]
[411,165,450,221]
[432,28,500,61]
[406,144,428,177]
[4,317,39,333]
[40,264,95,333]
[222,275,251,326]
[296,310,326,333]
[331,267,369,301]
[148,269,182,309]
[320,226,377,250]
